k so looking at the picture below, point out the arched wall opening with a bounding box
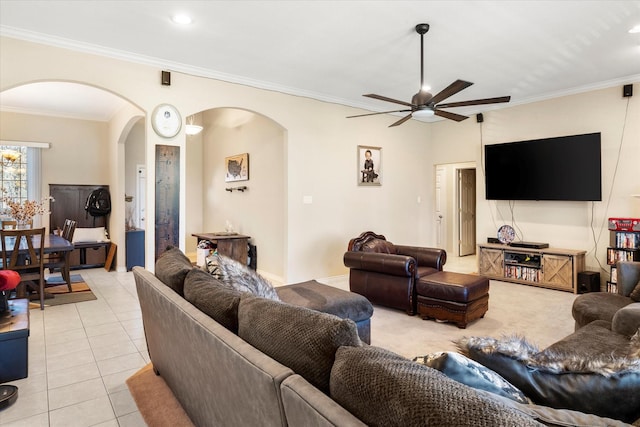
[0,80,145,272]
[185,107,287,283]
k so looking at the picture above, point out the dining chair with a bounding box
[45,219,76,292]
[0,227,46,310]
[1,220,17,230]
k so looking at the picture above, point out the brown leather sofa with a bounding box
[343,231,446,315]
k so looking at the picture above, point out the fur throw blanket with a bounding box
[457,329,640,377]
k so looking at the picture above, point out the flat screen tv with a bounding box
[484,132,602,201]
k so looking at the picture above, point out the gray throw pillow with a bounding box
[183,268,242,333]
[330,346,540,427]
[414,351,530,404]
[237,294,361,394]
[213,254,280,300]
[154,246,193,296]
[458,335,640,424]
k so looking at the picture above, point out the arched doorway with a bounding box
[185,107,287,283]
[0,81,144,272]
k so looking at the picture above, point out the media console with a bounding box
[478,243,586,293]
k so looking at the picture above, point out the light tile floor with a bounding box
[0,268,148,427]
[0,254,480,426]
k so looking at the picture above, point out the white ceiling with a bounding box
[1,1,639,123]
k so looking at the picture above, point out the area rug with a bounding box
[28,274,97,308]
[126,363,195,427]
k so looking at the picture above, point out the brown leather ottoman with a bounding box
[416,271,489,329]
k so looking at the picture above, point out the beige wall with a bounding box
[1,36,638,281]
[431,86,640,271]
[1,36,432,282]
[200,109,286,281]
[0,111,110,230]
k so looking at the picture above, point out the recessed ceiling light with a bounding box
[629,24,640,34]
[171,14,192,25]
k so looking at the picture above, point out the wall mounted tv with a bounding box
[484,132,602,201]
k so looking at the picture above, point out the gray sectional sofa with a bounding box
[133,248,634,426]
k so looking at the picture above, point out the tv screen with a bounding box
[484,132,602,201]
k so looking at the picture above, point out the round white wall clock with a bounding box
[151,104,182,138]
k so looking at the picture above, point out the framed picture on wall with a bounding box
[225,153,249,182]
[358,145,381,186]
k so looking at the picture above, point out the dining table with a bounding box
[2,233,75,293]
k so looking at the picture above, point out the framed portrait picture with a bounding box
[225,153,249,182]
[358,145,381,186]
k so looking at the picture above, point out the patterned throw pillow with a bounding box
[206,254,279,301]
[203,253,224,280]
[414,351,530,404]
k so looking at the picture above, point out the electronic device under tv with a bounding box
[509,241,549,249]
[484,132,602,201]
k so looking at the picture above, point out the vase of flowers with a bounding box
[1,188,54,227]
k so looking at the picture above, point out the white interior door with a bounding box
[136,164,146,230]
[435,166,446,248]
[458,168,476,256]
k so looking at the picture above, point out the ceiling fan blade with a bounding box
[389,113,414,127]
[364,94,415,108]
[429,80,473,105]
[437,96,511,108]
[346,109,412,118]
[434,109,468,122]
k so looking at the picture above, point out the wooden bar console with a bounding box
[478,243,586,293]
[192,233,250,266]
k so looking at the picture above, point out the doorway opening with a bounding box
[434,162,477,261]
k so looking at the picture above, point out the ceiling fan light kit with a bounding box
[348,23,511,126]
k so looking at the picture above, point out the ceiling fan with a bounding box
[347,23,511,126]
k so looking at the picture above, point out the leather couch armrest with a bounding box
[612,302,640,337]
[394,245,446,271]
[343,251,415,277]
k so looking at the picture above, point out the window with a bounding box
[0,144,44,224]
[1,145,28,203]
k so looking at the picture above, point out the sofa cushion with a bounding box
[361,238,395,254]
[237,294,361,394]
[211,254,280,300]
[458,334,640,423]
[154,246,194,296]
[414,351,530,404]
[183,268,242,333]
[330,346,541,427]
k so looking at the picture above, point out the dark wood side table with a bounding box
[192,233,250,265]
[0,299,29,383]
